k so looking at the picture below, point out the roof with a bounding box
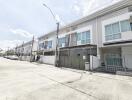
[38,0,132,39]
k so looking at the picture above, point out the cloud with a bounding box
[72,4,81,15]
[10,29,34,38]
[0,40,23,50]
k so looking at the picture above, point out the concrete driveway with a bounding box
[0,57,132,100]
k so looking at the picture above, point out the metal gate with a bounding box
[104,54,124,73]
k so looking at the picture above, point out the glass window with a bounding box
[120,20,131,32]
[47,41,52,48]
[78,31,91,44]
[105,24,112,35]
[62,37,66,43]
[113,34,121,39]
[112,22,120,34]
[77,33,81,41]
[82,32,86,41]
[58,37,66,47]
[105,21,122,41]
[39,43,44,49]
[81,32,86,44]
[86,31,90,43]
[105,35,113,41]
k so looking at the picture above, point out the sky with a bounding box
[0,0,121,50]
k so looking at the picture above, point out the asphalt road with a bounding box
[0,57,132,100]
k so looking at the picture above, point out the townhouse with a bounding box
[38,32,56,65]
[15,39,38,61]
[37,0,132,73]
[16,0,132,73]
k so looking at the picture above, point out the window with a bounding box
[58,37,66,47]
[77,33,81,41]
[39,43,44,49]
[105,23,121,41]
[120,20,131,32]
[105,24,112,35]
[77,31,91,45]
[86,31,91,43]
[104,20,131,41]
[81,32,86,44]
[112,22,120,34]
[47,41,52,49]
[112,22,121,40]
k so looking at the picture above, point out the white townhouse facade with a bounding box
[15,39,38,61]
[37,32,56,65]
[37,0,132,73]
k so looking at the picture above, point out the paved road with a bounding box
[0,57,132,100]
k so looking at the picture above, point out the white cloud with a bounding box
[72,4,81,15]
[10,29,34,38]
[0,40,23,50]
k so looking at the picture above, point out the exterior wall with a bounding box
[102,12,132,44]
[16,40,38,62]
[38,33,56,50]
[122,46,132,69]
[58,25,94,45]
[90,56,100,70]
[23,45,31,55]
[38,33,56,65]
[97,7,129,47]
[96,7,131,67]
[39,55,55,65]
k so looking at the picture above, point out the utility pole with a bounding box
[7,47,9,56]
[55,22,60,66]
[30,36,34,62]
[21,41,24,60]
[43,3,60,67]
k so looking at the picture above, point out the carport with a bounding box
[59,44,97,70]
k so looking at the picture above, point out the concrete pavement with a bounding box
[0,57,132,100]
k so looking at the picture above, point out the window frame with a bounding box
[120,20,131,32]
[77,30,91,45]
[104,19,131,41]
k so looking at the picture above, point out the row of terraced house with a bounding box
[15,0,132,73]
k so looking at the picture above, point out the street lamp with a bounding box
[43,3,60,67]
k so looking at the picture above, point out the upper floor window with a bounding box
[47,41,52,49]
[105,20,131,41]
[39,41,52,50]
[39,43,44,49]
[77,31,91,45]
[58,37,66,47]
[120,20,131,32]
